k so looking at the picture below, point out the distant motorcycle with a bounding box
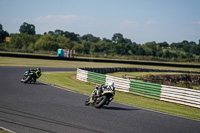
[85,82,115,108]
[21,68,42,83]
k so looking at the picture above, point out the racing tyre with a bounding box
[94,95,107,108]
[85,97,90,106]
[22,76,32,83]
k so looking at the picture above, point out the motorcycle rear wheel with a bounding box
[94,95,107,108]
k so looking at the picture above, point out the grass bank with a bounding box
[1,56,200,72]
[107,72,190,79]
[1,51,200,65]
[38,71,200,121]
[107,72,200,89]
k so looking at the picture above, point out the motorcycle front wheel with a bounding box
[21,76,32,83]
[94,95,108,108]
[85,97,90,106]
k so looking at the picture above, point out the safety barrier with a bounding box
[76,68,200,108]
[76,69,88,82]
[160,85,200,108]
[87,71,106,85]
[130,80,162,99]
[106,75,130,92]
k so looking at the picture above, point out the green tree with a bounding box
[73,43,83,53]
[48,31,55,35]
[35,34,58,51]
[0,24,9,43]
[158,41,169,48]
[10,33,38,50]
[57,35,77,49]
[0,24,2,31]
[90,43,99,54]
[19,22,36,35]
[81,34,100,43]
[82,41,91,54]
[163,50,170,58]
[10,34,23,49]
[124,38,132,45]
[64,31,81,43]
[128,43,139,55]
[21,34,37,50]
[136,45,145,55]
[190,45,200,55]
[102,38,112,42]
[57,35,70,48]
[170,42,183,49]
[96,41,111,54]
[143,42,157,56]
[112,33,125,43]
[55,29,64,35]
[182,40,191,52]
[113,43,130,55]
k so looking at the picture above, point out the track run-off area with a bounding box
[0,66,199,133]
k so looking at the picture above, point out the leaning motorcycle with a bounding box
[21,70,35,83]
[85,83,115,108]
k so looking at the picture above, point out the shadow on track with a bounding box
[20,82,47,86]
[102,106,139,111]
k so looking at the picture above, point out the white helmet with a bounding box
[107,82,115,90]
[108,82,114,87]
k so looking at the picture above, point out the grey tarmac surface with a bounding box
[0,66,199,133]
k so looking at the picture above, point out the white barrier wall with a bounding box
[106,75,130,92]
[76,69,88,82]
[160,85,200,108]
[76,68,200,108]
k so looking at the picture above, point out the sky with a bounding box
[0,0,200,44]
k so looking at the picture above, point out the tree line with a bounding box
[1,22,200,61]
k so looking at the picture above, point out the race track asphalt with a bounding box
[0,66,199,133]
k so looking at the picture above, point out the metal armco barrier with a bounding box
[76,68,200,108]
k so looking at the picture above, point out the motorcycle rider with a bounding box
[85,82,115,107]
[29,68,42,83]
[92,82,115,98]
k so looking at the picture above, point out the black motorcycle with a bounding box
[85,83,115,108]
[21,70,36,83]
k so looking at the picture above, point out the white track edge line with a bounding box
[0,126,16,133]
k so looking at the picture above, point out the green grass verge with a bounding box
[1,56,200,72]
[38,71,200,121]
[0,128,10,133]
[1,50,200,65]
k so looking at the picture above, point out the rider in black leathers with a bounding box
[29,68,42,83]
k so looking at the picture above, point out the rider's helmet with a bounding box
[107,82,115,90]
[37,68,41,71]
